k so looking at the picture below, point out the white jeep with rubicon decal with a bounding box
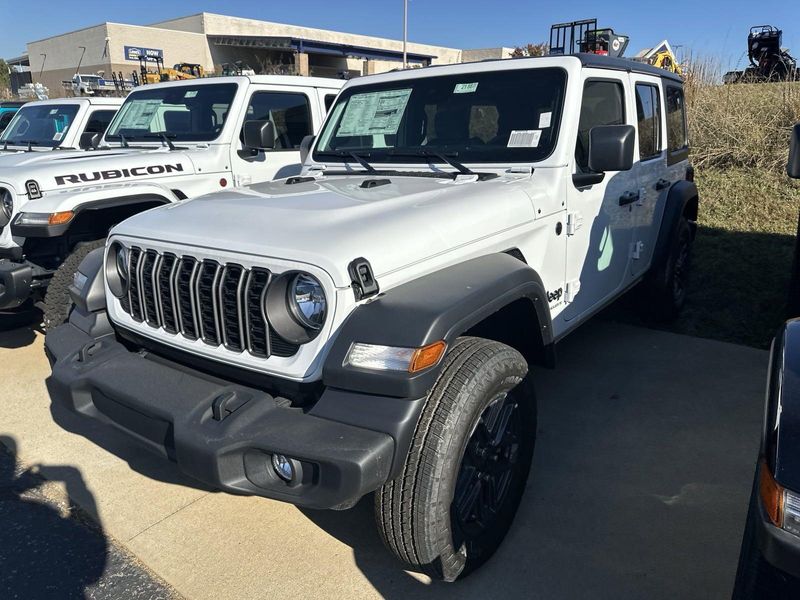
[46,54,698,582]
[0,75,343,328]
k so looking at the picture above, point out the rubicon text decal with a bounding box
[54,164,184,186]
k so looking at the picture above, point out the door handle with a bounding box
[655,178,671,190]
[619,191,640,206]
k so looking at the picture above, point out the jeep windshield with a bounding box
[0,104,81,148]
[105,83,238,143]
[314,67,566,167]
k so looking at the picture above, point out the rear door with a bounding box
[629,76,665,278]
[229,86,317,186]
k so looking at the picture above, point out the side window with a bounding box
[324,94,337,112]
[0,112,14,131]
[575,80,625,172]
[635,84,662,160]
[245,92,312,150]
[84,110,117,135]
[666,86,688,153]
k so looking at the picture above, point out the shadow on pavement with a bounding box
[300,320,766,599]
[0,434,107,600]
[0,304,42,348]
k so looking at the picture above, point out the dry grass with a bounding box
[610,74,800,348]
[673,76,800,347]
[685,73,800,174]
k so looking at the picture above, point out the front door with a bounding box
[563,73,638,322]
[230,88,317,186]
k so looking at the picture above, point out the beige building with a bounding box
[22,12,508,98]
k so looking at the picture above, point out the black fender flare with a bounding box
[323,253,554,398]
[650,180,698,274]
[763,319,800,492]
[11,193,172,238]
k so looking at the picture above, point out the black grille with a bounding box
[117,248,300,358]
[176,257,198,339]
[157,254,179,334]
[128,248,143,322]
[196,261,221,346]
[141,250,160,327]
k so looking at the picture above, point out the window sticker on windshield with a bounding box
[53,131,63,141]
[337,89,412,136]
[454,82,479,94]
[508,130,542,148]
[119,99,162,129]
[49,109,58,115]
[184,90,198,98]
[539,112,552,128]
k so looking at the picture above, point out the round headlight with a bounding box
[0,188,12,227]
[264,271,328,345]
[105,242,129,298]
[288,273,327,330]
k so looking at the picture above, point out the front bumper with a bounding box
[46,322,421,509]
[0,259,33,310]
[756,474,800,579]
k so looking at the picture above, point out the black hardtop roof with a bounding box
[575,53,683,83]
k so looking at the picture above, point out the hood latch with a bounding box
[348,257,380,301]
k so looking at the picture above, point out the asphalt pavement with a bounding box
[0,318,767,599]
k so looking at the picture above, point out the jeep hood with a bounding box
[0,146,197,192]
[112,173,539,288]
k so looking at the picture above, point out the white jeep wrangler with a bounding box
[0,75,343,327]
[46,54,697,581]
[0,96,122,155]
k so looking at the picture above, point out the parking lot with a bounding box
[0,319,766,599]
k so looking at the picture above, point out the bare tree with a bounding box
[510,43,549,58]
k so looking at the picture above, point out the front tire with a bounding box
[42,239,105,332]
[375,337,536,581]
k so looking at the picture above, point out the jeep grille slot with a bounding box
[175,257,199,339]
[141,250,160,327]
[196,261,222,346]
[128,247,144,322]
[157,253,179,334]
[116,248,299,359]
[244,268,271,357]
[218,264,246,352]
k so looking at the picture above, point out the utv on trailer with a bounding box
[724,25,800,84]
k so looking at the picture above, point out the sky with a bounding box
[2,0,799,73]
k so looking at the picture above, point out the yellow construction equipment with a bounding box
[634,40,683,76]
[134,57,206,86]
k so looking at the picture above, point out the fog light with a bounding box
[272,453,294,482]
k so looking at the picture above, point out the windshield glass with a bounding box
[315,67,566,165]
[0,104,81,148]
[105,83,238,142]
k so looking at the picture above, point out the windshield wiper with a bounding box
[386,150,475,176]
[119,133,129,148]
[315,150,377,173]
[133,132,178,150]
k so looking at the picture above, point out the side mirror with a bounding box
[588,124,636,173]
[300,135,315,164]
[243,120,276,151]
[79,132,100,150]
[789,123,800,179]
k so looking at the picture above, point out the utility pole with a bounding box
[76,46,86,75]
[403,0,408,69]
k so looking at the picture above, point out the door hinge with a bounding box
[565,280,581,303]
[234,174,252,187]
[566,212,583,236]
[631,241,644,260]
